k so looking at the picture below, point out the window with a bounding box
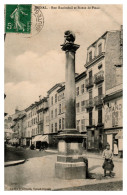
[98,107,102,124]
[98,43,102,55]
[98,85,102,96]
[55,108,57,117]
[55,94,57,103]
[58,95,60,101]
[76,87,79,96]
[59,104,61,114]
[51,124,53,133]
[32,129,34,136]
[89,70,92,82]
[89,89,92,99]
[89,51,92,61]
[62,118,65,129]
[81,119,85,131]
[55,123,57,132]
[59,119,61,130]
[89,109,93,126]
[98,64,102,70]
[46,116,49,123]
[51,96,53,105]
[81,100,85,112]
[62,102,65,113]
[76,102,80,113]
[81,84,85,94]
[77,120,80,131]
[38,126,40,134]
[28,131,30,137]
[51,110,53,119]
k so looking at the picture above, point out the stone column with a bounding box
[55,31,87,180]
[63,43,79,131]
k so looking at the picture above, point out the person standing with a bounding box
[113,141,118,156]
[102,143,114,177]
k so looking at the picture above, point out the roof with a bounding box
[47,82,65,94]
[75,71,87,82]
[57,71,87,93]
[87,31,108,50]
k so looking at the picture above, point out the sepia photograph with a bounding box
[4,3,123,191]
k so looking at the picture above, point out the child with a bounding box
[102,143,114,177]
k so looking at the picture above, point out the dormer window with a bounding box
[98,43,102,55]
[89,51,92,61]
[98,64,102,70]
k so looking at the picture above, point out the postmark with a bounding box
[5,5,44,38]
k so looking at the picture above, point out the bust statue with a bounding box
[63,30,76,44]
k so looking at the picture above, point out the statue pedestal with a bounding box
[55,132,86,179]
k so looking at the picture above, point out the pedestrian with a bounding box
[99,141,103,154]
[113,141,118,156]
[39,145,42,151]
[102,143,114,177]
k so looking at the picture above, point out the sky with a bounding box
[4,4,122,115]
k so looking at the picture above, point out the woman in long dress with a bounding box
[114,141,118,156]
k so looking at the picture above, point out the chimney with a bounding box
[39,95,42,101]
[15,106,19,113]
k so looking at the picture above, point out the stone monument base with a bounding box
[55,132,87,180]
[55,160,86,180]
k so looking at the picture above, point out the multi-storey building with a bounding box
[10,109,25,145]
[47,82,65,147]
[43,97,50,135]
[4,115,13,143]
[33,97,49,148]
[25,103,38,146]
[103,25,123,156]
[84,26,123,151]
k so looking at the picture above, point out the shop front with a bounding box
[87,126,104,151]
[32,134,49,149]
[26,137,31,147]
[104,128,122,157]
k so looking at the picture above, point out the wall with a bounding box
[105,31,121,90]
[104,97,122,128]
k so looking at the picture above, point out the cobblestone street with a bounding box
[5,147,123,191]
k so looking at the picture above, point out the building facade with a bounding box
[84,26,123,151]
[103,25,123,156]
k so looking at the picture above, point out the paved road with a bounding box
[59,181,123,191]
[5,152,122,191]
[5,145,53,162]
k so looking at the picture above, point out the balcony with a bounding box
[38,119,43,125]
[85,52,105,68]
[85,77,94,89]
[94,95,104,107]
[94,71,104,84]
[85,99,94,109]
[44,102,48,110]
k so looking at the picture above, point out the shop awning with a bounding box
[38,135,49,143]
[4,129,13,133]
[32,135,42,142]
[9,138,19,143]
[32,135,49,143]
[115,130,123,139]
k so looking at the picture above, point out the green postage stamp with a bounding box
[5,5,32,34]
